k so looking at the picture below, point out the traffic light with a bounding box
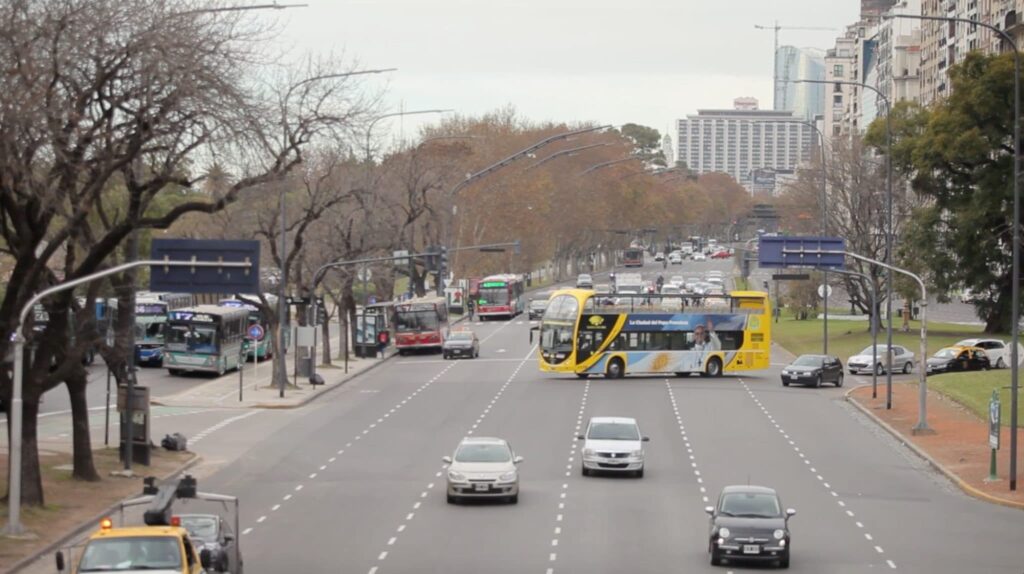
[439,246,448,270]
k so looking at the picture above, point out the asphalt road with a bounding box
[177,258,1024,574]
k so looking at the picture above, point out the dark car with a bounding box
[443,329,479,359]
[528,299,548,320]
[781,354,843,388]
[179,513,241,574]
[926,346,991,375]
[706,485,794,568]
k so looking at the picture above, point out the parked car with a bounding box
[692,252,707,262]
[847,344,915,375]
[442,329,479,359]
[527,299,548,320]
[179,514,242,574]
[578,416,649,478]
[444,437,522,504]
[955,338,1021,369]
[781,355,843,387]
[706,485,794,568]
[926,346,991,375]
[576,273,594,289]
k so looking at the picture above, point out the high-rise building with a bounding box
[824,29,858,139]
[776,46,827,120]
[862,0,900,18]
[676,98,813,196]
[877,0,922,106]
[661,133,675,167]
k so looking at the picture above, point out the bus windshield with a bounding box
[478,287,510,305]
[135,316,165,342]
[166,325,218,353]
[395,310,440,332]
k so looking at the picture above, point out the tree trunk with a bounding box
[321,310,332,366]
[67,373,100,481]
[901,299,912,333]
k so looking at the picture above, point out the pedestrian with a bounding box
[467,298,475,321]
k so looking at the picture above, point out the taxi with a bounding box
[57,517,207,574]
[926,345,991,375]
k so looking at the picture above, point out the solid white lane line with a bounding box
[887,559,897,568]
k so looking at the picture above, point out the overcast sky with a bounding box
[272,0,861,143]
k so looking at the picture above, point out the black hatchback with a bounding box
[781,355,843,388]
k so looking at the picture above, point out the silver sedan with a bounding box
[444,437,522,504]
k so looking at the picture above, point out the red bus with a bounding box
[392,295,448,354]
[623,248,644,267]
[476,274,525,319]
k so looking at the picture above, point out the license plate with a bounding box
[474,483,489,492]
[743,545,759,554]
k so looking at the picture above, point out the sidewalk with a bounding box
[848,383,1024,509]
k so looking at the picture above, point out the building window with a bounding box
[833,64,844,77]
[833,94,843,108]
[833,125,841,136]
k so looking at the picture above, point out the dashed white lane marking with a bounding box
[543,378,589,574]
[369,339,534,572]
[242,361,461,538]
[738,378,896,570]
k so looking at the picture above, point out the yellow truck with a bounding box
[56,475,241,574]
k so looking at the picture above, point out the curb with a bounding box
[844,387,1024,511]
[9,452,203,574]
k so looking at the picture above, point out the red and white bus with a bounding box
[476,274,525,319]
[392,295,448,354]
[622,248,645,267]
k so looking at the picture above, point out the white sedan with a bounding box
[955,338,1023,369]
[692,252,707,261]
[847,345,915,375]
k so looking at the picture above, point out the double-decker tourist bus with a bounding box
[164,305,249,376]
[622,247,645,267]
[219,294,284,359]
[535,289,771,379]
[132,292,193,366]
[392,296,448,354]
[476,274,525,319]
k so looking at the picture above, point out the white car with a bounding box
[578,416,649,478]
[654,252,665,261]
[669,275,685,287]
[846,345,915,375]
[443,437,522,504]
[669,253,683,265]
[706,277,724,288]
[955,338,1023,369]
[692,252,707,262]
[660,283,681,295]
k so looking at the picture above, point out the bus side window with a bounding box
[669,332,687,350]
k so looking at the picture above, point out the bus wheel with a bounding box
[606,359,625,379]
[576,373,590,379]
[705,357,723,378]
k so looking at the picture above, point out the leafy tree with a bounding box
[870,52,1016,333]
[619,123,666,166]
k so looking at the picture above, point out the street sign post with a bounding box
[758,235,845,269]
[817,284,833,299]
[771,273,810,281]
[247,324,265,390]
[990,390,1001,481]
[149,239,260,294]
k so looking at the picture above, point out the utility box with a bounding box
[118,385,151,465]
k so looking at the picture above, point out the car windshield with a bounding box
[180,515,219,542]
[587,422,640,440]
[859,345,890,355]
[454,443,512,463]
[449,332,473,341]
[792,356,824,367]
[78,536,182,572]
[719,492,782,518]
[934,348,958,359]
[530,300,547,309]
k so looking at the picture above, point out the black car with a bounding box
[528,299,548,320]
[179,513,242,573]
[781,354,843,388]
[926,346,991,375]
[707,485,794,568]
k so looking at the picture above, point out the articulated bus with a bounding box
[535,289,771,378]
[622,248,645,268]
[219,295,284,359]
[393,296,448,354]
[164,305,249,376]
[476,274,525,319]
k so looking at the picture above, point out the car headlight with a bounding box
[583,448,596,456]
[498,471,517,482]
[781,370,790,375]
[448,471,466,482]
[718,527,730,539]
[774,529,785,540]
[631,449,644,457]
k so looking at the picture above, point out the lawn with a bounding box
[772,316,993,365]
[928,370,1024,427]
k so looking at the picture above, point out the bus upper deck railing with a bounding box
[585,293,768,315]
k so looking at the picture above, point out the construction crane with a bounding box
[755,21,836,111]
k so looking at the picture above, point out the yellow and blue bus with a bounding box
[536,289,771,378]
[164,305,249,376]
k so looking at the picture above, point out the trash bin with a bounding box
[118,385,151,465]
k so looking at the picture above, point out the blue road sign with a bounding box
[758,235,845,269]
[150,239,260,294]
[368,295,377,305]
[248,324,265,341]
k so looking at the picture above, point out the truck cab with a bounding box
[59,518,204,574]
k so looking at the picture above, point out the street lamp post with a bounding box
[796,78,895,410]
[885,12,1020,488]
[364,109,455,165]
